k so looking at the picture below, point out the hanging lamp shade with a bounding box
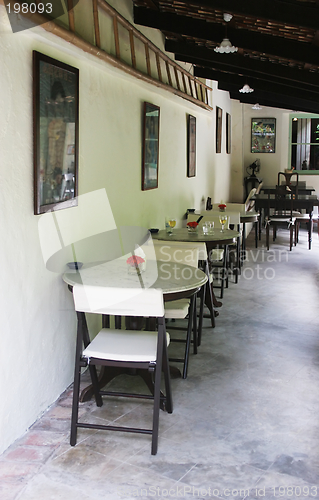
[214,38,238,53]
[239,84,254,93]
[214,13,238,54]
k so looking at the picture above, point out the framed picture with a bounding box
[33,51,79,215]
[226,113,231,154]
[251,118,276,153]
[142,102,160,190]
[187,115,196,177]
[216,107,222,154]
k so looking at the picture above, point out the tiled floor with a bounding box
[1,227,319,500]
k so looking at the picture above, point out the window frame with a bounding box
[289,113,319,174]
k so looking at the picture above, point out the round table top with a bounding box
[153,228,240,245]
[63,258,208,298]
[190,210,259,223]
[239,211,259,223]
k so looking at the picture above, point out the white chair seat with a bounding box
[83,329,170,362]
[295,213,318,219]
[269,217,296,224]
[210,249,224,261]
[164,299,190,319]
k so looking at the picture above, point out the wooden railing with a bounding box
[6,0,212,110]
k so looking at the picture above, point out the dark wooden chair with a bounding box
[278,171,299,192]
[70,285,172,455]
[266,185,297,251]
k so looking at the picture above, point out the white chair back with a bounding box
[255,182,263,195]
[73,285,164,318]
[152,240,200,267]
[245,188,257,211]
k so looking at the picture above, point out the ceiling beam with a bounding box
[229,91,319,114]
[194,66,319,102]
[134,7,319,67]
[158,0,319,31]
[177,54,319,94]
[166,40,319,90]
[217,81,319,113]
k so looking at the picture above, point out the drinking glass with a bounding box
[206,221,214,234]
[166,217,176,234]
[202,223,209,235]
[219,214,228,232]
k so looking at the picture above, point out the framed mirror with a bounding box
[33,51,79,214]
[142,102,160,191]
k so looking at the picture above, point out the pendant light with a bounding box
[214,14,238,54]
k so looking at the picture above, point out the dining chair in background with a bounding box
[71,285,172,455]
[186,212,240,297]
[266,185,297,251]
[278,171,299,190]
[149,240,204,379]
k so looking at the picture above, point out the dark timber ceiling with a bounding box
[132,0,319,113]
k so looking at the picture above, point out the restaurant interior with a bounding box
[1,1,319,498]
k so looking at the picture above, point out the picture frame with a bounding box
[251,118,276,153]
[226,113,231,154]
[187,115,196,177]
[33,51,79,215]
[142,102,160,191]
[216,107,222,154]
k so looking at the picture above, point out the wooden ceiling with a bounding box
[132,0,319,113]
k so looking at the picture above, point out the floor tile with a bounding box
[1,228,319,500]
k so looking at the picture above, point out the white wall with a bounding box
[232,102,291,188]
[231,102,319,198]
[0,4,232,453]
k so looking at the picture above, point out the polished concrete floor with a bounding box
[1,227,319,500]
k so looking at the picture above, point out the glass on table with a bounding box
[203,221,214,235]
[165,217,176,234]
[219,214,228,232]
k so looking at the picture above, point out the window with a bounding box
[289,114,319,171]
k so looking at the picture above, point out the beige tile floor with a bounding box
[1,227,319,500]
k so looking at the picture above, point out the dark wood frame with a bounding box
[187,114,196,177]
[226,113,231,154]
[251,118,276,153]
[142,102,160,191]
[33,51,79,215]
[216,106,222,154]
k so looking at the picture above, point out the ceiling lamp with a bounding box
[252,103,262,110]
[239,84,254,93]
[214,13,238,54]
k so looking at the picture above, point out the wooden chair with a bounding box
[295,207,319,244]
[266,185,297,251]
[70,285,172,455]
[187,212,240,296]
[151,240,204,379]
[278,171,299,189]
